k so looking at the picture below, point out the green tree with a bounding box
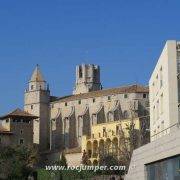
[0,145,38,179]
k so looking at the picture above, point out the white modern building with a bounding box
[149,40,180,141]
[125,40,180,180]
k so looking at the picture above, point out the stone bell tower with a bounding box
[73,64,102,94]
[24,65,50,151]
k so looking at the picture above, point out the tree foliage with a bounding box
[0,145,38,179]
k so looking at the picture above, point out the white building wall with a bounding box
[149,40,179,141]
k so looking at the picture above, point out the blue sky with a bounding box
[0,0,180,114]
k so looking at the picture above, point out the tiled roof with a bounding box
[51,84,149,103]
[0,126,12,135]
[0,108,38,120]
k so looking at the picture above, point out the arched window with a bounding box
[107,112,114,122]
[124,110,128,119]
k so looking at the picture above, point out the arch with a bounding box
[87,160,92,166]
[112,137,118,155]
[92,140,98,158]
[93,160,98,166]
[124,110,129,119]
[107,111,114,122]
[105,138,111,155]
[99,139,105,157]
[86,141,92,158]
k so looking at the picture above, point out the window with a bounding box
[103,128,106,137]
[124,94,128,98]
[160,66,163,88]
[146,155,180,180]
[31,85,34,90]
[31,105,33,110]
[78,100,81,105]
[98,133,101,138]
[92,134,94,138]
[156,75,159,94]
[152,82,155,99]
[93,98,96,103]
[65,102,67,106]
[153,106,155,121]
[108,96,111,100]
[51,104,54,108]
[124,111,128,119]
[79,66,83,78]
[116,125,119,135]
[6,119,9,123]
[19,139,24,145]
[143,94,147,98]
[160,94,163,113]
[156,100,159,119]
[20,130,23,134]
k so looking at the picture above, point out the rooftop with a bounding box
[30,64,45,82]
[51,84,149,103]
[0,108,38,120]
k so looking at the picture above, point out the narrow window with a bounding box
[92,134,94,138]
[79,66,83,78]
[93,98,96,103]
[161,94,163,113]
[20,130,23,134]
[78,100,81,105]
[143,94,147,98]
[153,106,155,121]
[157,100,159,119]
[31,85,34,90]
[6,119,9,123]
[103,127,106,137]
[160,66,163,88]
[19,139,24,145]
[108,96,111,100]
[116,125,119,135]
[124,111,128,119]
[65,102,67,106]
[31,105,33,110]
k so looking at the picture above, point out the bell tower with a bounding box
[24,65,50,151]
[73,64,102,94]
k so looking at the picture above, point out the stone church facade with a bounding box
[24,64,149,152]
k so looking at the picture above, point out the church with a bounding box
[24,64,149,153]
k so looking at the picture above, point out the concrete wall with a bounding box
[149,40,179,141]
[65,153,83,166]
[125,126,180,180]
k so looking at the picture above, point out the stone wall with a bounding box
[50,92,149,151]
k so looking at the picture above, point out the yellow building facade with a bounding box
[82,118,141,165]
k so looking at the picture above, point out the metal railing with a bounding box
[151,122,179,138]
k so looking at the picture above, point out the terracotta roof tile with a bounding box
[0,108,38,120]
